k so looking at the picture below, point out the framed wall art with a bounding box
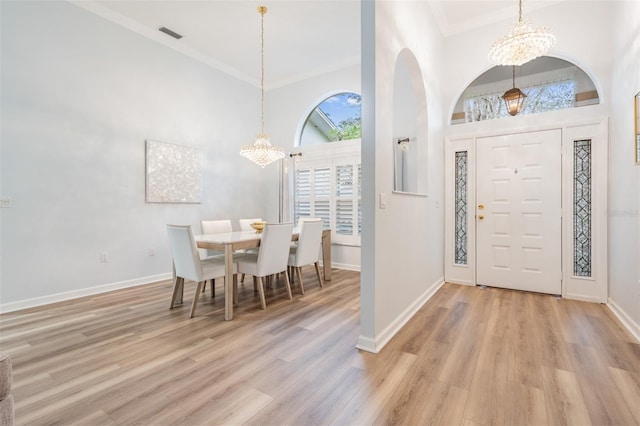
[145,140,203,203]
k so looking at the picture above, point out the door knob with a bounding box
[478,204,484,210]
[478,214,484,220]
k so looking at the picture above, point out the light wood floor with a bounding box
[1,269,638,426]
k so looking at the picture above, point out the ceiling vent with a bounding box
[158,26,183,40]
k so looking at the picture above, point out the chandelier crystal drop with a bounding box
[488,0,556,66]
[239,5,285,168]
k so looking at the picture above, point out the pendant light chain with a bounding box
[518,0,523,23]
[239,5,285,168]
[259,6,266,135]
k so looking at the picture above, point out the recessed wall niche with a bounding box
[393,48,428,195]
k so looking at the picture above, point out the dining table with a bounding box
[185,227,332,320]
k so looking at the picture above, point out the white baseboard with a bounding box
[356,335,377,353]
[0,273,172,314]
[607,297,640,343]
[356,277,445,354]
[330,262,361,272]
[445,278,474,286]
[564,292,607,304]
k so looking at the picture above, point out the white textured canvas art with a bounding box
[145,140,203,203]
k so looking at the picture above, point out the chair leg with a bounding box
[253,276,258,293]
[314,262,324,288]
[233,274,238,306]
[256,276,267,310]
[211,279,216,298]
[190,281,205,318]
[284,269,293,300]
[241,273,245,283]
[296,266,305,295]
[203,278,212,294]
[170,276,184,308]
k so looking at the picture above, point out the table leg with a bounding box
[224,244,234,320]
[322,231,332,281]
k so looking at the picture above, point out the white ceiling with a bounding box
[72,0,562,89]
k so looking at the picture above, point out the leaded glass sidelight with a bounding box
[574,140,592,277]
[455,151,468,264]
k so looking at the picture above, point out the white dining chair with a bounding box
[288,219,324,294]
[167,224,237,318]
[297,217,322,229]
[239,218,263,232]
[200,219,232,258]
[238,218,262,283]
[236,223,294,310]
[199,219,233,295]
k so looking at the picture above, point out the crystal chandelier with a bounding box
[488,0,556,66]
[240,6,285,168]
[502,66,527,116]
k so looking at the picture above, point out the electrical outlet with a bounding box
[100,252,109,263]
[0,197,11,208]
[148,248,156,256]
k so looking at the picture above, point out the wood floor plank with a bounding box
[372,341,451,425]
[531,295,575,372]
[1,274,637,426]
[330,351,417,425]
[438,288,494,389]
[463,334,510,425]
[567,343,636,425]
[504,381,548,426]
[541,366,593,426]
[609,367,640,424]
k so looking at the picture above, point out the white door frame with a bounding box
[445,118,608,303]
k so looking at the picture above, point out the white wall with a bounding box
[359,0,446,352]
[608,0,640,339]
[0,1,267,310]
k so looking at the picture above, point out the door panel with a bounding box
[476,130,562,294]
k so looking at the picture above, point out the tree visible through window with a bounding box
[464,80,576,122]
[300,92,362,146]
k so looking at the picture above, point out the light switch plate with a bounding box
[379,193,387,209]
[0,197,11,208]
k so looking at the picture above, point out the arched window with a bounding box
[451,56,599,124]
[300,92,361,146]
[292,91,362,246]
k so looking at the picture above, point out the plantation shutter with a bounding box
[294,168,311,225]
[335,164,354,236]
[291,140,361,246]
[314,167,331,229]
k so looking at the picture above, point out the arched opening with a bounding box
[451,56,599,125]
[392,48,428,195]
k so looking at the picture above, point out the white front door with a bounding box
[476,130,562,294]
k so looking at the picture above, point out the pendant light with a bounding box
[502,66,527,116]
[488,0,556,66]
[239,6,285,168]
